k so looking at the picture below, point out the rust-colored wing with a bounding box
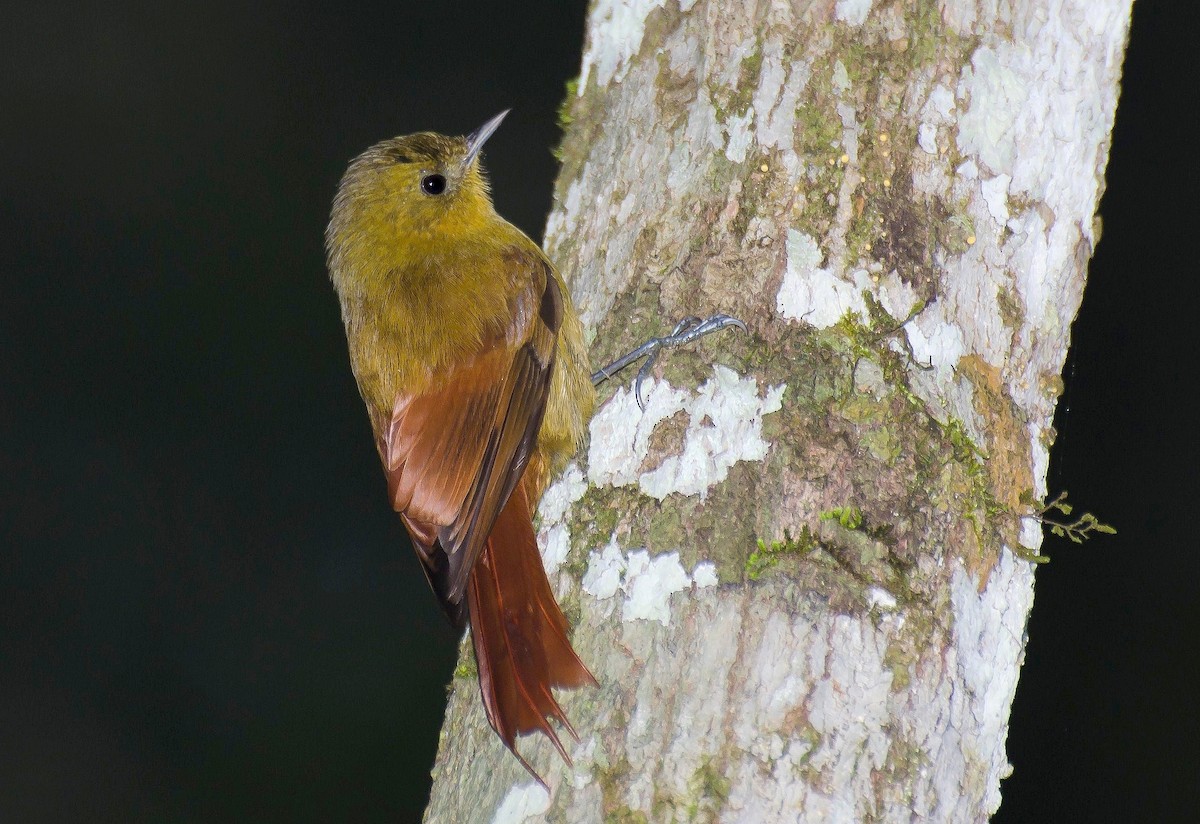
[380,255,563,625]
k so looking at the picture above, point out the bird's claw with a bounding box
[592,313,748,411]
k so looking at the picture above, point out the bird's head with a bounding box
[326,110,510,280]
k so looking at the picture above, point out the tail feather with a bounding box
[466,482,596,782]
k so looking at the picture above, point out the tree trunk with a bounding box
[425,1,1131,821]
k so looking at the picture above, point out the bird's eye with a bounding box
[421,174,447,195]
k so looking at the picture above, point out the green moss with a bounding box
[820,506,864,530]
[550,78,578,163]
[797,5,977,277]
[594,752,640,822]
[879,735,932,793]
[671,465,765,581]
[578,262,1032,615]
[940,211,976,254]
[683,756,731,819]
[860,423,903,463]
[709,42,764,125]
[654,52,699,133]
[790,111,845,231]
[793,299,1029,590]
[551,62,618,193]
[845,200,883,264]
[746,525,817,580]
[925,413,1015,573]
[996,283,1024,330]
[656,344,721,398]
[795,102,842,155]
[942,417,985,464]
[646,504,685,553]
[732,46,764,115]
[837,391,881,424]
[540,10,1051,722]
[573,485,632,552]
[730,150,778,240]
[908,0,955,66]
[883,638,913,691]
[821,517,886,567]
[693,758,731,803]
[637,2,682,63]
[557,77,579,130]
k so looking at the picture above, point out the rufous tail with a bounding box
[466,482,597,783]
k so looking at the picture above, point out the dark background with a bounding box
[0,2,1195,822]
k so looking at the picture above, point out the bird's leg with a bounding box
[591,313,747,410]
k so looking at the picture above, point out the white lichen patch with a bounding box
[1019,513,1043,550]
[724,110,755,163]
[917,82,957,160]
[866,586,898,611]
[723,609,894,821]
[951,550,1035,815]
[777,229,874,328]
[578,0,666,93]
[489,782,550,824]
[536,463,588,577]
[917,122,939,154]
[836,101,860,166]
[835,0,873,27]
[537,463,587,526]
[1027,419,1052,504]
[622,550,693,624]
[731,614,811,754]
[873,268,922,324]
[805,618,893,778]
[753,43,811,151]
[582,542,717,626]
[581,536,626,602]
[587,379,691,489]
[588,368,784,501]
[540,523,571,576]
[947,3,1128,442]
[640,367,785,500]
[692,561,718,588]
[904,308,967,372]
[979,173,1011,226]
[569,737,599,789]
[831,60,851,93]
[928,82,957,120]
[956,46,1028,176]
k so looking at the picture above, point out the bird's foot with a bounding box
[591,313,747,410]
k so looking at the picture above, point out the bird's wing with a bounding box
[380,252,562,623]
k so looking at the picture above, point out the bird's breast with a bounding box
[342,242,533,433]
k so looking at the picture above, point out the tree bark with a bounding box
[425,1,1131,821]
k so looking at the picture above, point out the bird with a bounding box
[326,110,745,782]
[326,110,597,781]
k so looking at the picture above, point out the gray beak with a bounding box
[463,109,510,169]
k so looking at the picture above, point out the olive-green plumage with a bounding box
[325,112,596,780]
[326,122,593,494]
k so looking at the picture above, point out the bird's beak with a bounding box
[463,109,509,170]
